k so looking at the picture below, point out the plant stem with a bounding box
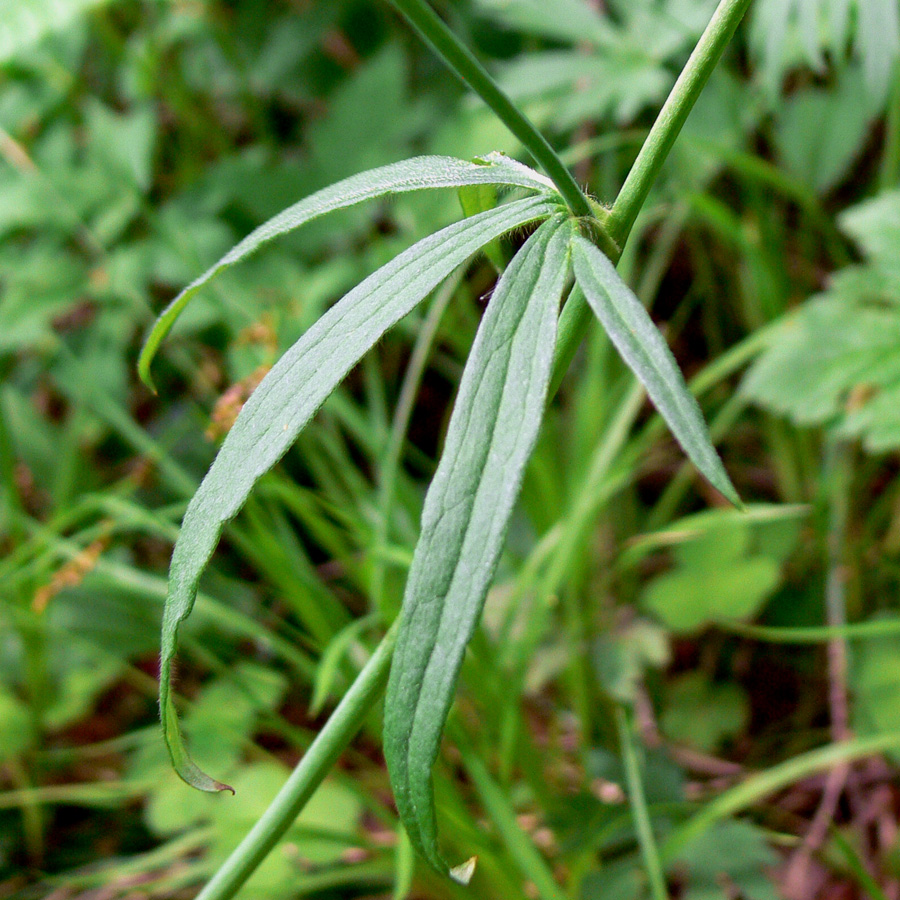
[385,0,592,218]
[553,0,752,388]
[616,706,670,900]
[195,625,397,900]
[784,437,853,895]
[606,0,753,244]
[660,731,900,864]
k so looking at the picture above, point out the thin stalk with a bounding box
[660,731,900,864]
[7,757,44,864]
[385,0,592,218]
[784,437,853,893]
[721,619,900,644]
[606,0,753,244]
[616,707,669,900]
[195,624,397,900]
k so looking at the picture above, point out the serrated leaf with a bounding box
[138,154,554,388]
[384,215,572,876]
[160,195,558,792]
[570,233,740,506]
[743,191,900,453]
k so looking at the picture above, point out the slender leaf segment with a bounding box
[138,155,557,390]
[571,234,740,506]
[384,215,573,876]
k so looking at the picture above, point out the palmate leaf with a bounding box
[138,154,554,389]
[742,190,900,452]
[160,194,560,792]
[570,234,740,507]
[384,214,572,880]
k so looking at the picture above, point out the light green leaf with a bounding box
[384,215,572,877]
[138,154,554,388]
[160,195,558,792]
[570,233,740,506]
[0,0,112,63]
[742,190,900,453]
[774,66,877,194]
[640,523,782,633]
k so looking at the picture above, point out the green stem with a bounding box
[385,0,592,218]
[195,625,397,900]
[660,731,900,864]
[616,707,670,900]
[606,0,753,244]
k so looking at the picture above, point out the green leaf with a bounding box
[774,66,877,194]
[0,0,113,64]
[742,190,900,452]
[384,214,572,878]
[750,0,899,105]
[640,523,782,633]
[570,233,740,506]
[138,154,554,388]
[675,821,778,900]
[160,195,558,792]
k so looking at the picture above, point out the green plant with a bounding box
[141,0,755,894]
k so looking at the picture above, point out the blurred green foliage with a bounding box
[3,0,900,897]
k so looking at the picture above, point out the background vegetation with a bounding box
[4,0,900,897]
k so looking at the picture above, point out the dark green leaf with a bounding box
[160,195,559,792]
[384,214,572,878]
[570,233,740,506]
[138,154,554,388]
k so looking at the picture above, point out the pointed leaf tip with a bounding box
[450,857,477,885]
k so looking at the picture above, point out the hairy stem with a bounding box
[385,0,593,218]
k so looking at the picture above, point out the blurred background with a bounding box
[4,1,900,897]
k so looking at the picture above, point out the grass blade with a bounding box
[138,154,554,389]
[160,195,559,792]
[570,233,740,506]
[384,215,572,878]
